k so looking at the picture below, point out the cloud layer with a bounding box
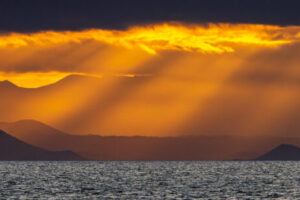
[1,23,298,53]
[0,23,299,88]
[1,0,300,32]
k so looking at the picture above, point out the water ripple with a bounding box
[0,161,300,199]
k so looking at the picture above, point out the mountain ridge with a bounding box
[0,129,84,161]
[0,80,19,89]
[2,120,300,161]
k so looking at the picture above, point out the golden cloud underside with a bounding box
[0,23,298,54]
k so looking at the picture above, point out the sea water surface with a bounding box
[1,161,300,199]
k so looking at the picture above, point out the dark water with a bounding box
[1,161,300,199]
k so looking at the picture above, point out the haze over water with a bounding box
[1,161,300,199]
[1,1,300,199]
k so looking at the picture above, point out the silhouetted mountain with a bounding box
[0,80,21,93]
[0,120,71,150]
[3,120,300,160]
[40,74,102,89]
[0,80,17,88]
[0,129,84,161]
[256,144,300,161]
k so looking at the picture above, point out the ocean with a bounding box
[1,161,300,199]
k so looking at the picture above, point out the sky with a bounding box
[1,0,300,32]
[1,0,300,137]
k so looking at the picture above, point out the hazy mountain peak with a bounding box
[61,74,101,82]
[0,80,17,88]
[256,144,300,161]
[276,144,296,148]
[0,129,7,135]
[0,129,84,161]
[12,119,49,126]
[0,119,69,138]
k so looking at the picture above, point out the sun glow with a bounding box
[0,72,72,88]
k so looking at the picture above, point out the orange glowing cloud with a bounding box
[2,23,300,138]
[0,23,299,88]
[0,23,299,54]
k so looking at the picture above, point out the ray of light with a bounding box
[0,23,300,137]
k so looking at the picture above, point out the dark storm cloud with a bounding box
[1,0,300,32]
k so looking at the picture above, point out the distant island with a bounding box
[255,144,300,161]
[2,124,300,161]
[0,129,84,161]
